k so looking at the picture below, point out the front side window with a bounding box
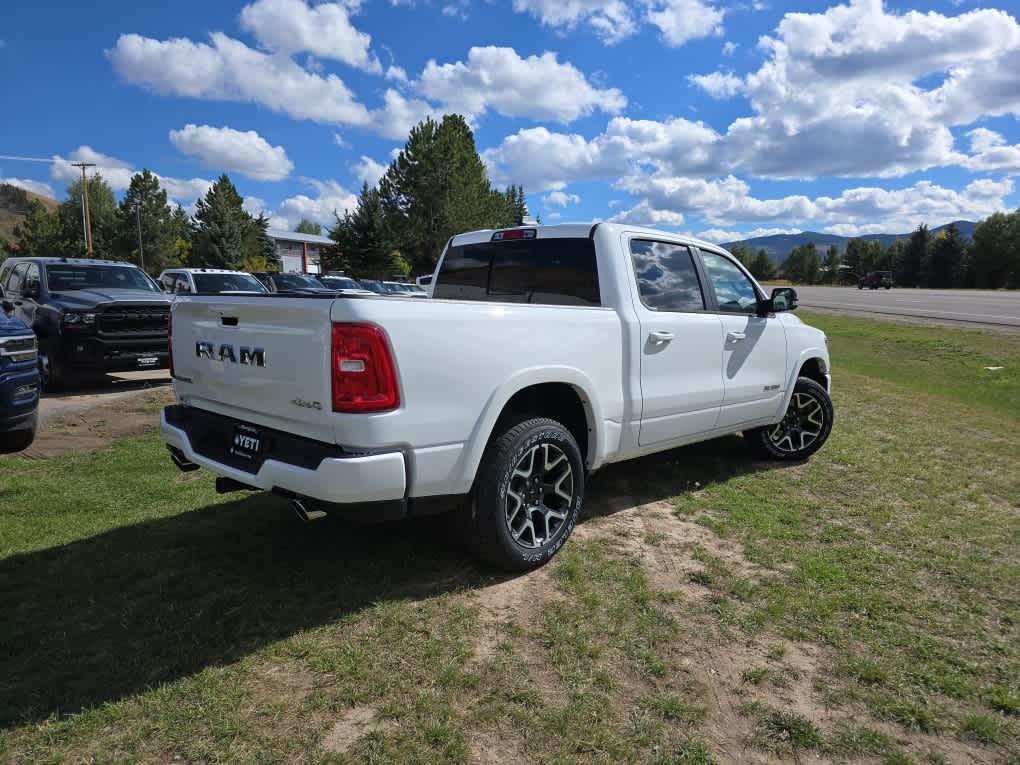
[629,239,705,312]
[434,237,600,306]
[45,265,158,292]
[5,264,28,293]
[699,250,760,314]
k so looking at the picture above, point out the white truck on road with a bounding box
[162,223,833,570]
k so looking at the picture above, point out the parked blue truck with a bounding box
[0,284,40,452]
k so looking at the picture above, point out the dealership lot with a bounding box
[1,312,1017,764]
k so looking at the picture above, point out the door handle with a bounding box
[649,330,675,342]
[726,331,746,342]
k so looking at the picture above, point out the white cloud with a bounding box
[483,117,719,190]
[243,195,268,216]
[961,128,1020,173]
[1,178,55,198]
[367,89,438,140]
[609,201,685,226]
[239,0,380,72]
[613,173,1013,232]
[697,227,802,243]
[544,191,580,207]
[108,33,373,128]
[688,71,742,99]
[511,0,637,44]
[352,155,387,187]
[270,179,357,229]
[169,124,294,181]
[418,46,626,124]
[49,145,212,207]
[333,133,350,148]
[385,65,409,83]
[646,0,725,47]
[722,41,738,55]
[51,146,135,191]
[510,0,723,46]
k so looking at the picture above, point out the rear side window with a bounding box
[629,240,705,312]
[434,237,600,306]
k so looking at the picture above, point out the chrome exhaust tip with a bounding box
[292,498,327,522]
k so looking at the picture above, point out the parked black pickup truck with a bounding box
[0,257,171,390]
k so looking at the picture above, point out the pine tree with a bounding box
[821,244,841,284]
[6,200,61,257]
[57,173,117,257]
[379,114,525,272]
[115,169,182,274]
[924,224,965,288]
[970,211,1020,289]
[896,224,929,287]
[329,182,395,278]
[750,248,775,280]
[191,175,255,270]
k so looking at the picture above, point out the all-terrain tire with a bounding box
[745,377,834,461]
[463,417,584,571]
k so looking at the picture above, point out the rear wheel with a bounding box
[463,417,584,571]
[745,377,833,461]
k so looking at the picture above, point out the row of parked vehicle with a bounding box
[0,257,427,453]
[156,268,428,298]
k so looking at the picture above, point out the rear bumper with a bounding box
[160,405,406,504]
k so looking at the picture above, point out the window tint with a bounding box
[629,240,705,312]
[193,273,267,293]
[434,238,600,306]
[45,265,158,292]
[699,250,760,314]
[24,264,40,291]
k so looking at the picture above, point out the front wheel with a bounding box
[0,425,36,454]
[745,377,834,461]
[464,417,584,571]
[39,349,66,393]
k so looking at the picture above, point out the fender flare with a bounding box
[777,348,829,416]
[455,366,604,489]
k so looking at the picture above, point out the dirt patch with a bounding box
[14,387,173,460]
[321,704,393,754]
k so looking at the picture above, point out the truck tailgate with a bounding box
[171,296,335,442]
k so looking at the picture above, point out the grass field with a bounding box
[0,312,1017,764]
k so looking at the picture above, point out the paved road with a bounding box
[792,287,1020,330]
[38,370,171,426]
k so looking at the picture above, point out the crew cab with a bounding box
[0,285,40,452]
[158,268,268,295]
[0,257,172,391]
[162,224,833,570]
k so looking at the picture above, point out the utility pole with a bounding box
[135,200,145,272]
[71,161,96,257]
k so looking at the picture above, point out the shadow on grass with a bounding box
[0,434,781,728]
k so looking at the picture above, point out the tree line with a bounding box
[1,171,278,275]
[1,114,527,281]
[732,215,1020,288]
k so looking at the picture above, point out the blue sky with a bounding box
[2,0,1019,241]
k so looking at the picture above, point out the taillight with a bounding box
[168,310,174,378]
[331,323,400,413]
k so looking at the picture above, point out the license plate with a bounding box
[230,424,262,460]
[137,356,160,367]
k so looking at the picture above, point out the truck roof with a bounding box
[449,222,729,254]
[160,268,254,275]
[2,256,142,267]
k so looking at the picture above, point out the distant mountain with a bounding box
[0,183,59,243]
[723,220,977,263]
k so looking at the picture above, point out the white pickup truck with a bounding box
[162,223,833,570]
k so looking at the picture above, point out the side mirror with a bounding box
[23,280,40,299]
[768,287,798,312]
[0,285,11,314]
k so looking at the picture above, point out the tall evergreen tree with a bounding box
[896,224,929,287]
[843,238,866,277]
[750,248,775,280]
[191,175,255,270]
[784,243,820,284]
[924,224,965,288]
[821,244,841,284]
[330,182,396,278]
[57,174,117,257]
[115,169,183,274]
[378,114,523,272]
